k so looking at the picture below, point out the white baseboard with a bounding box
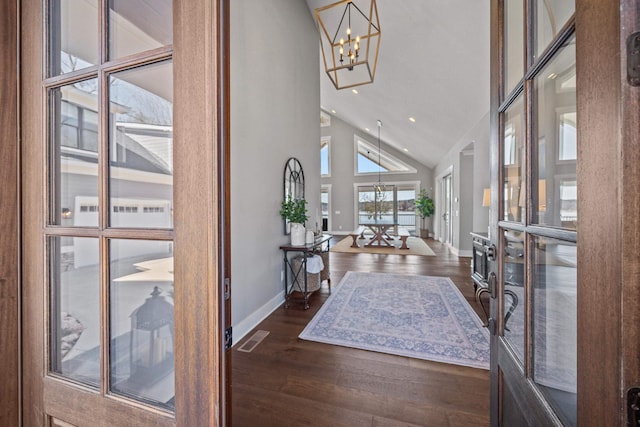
[449,246,472,257]
[232,291,284,347]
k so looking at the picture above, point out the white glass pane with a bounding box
[321,144,329,176]
[504,0,525,96]
[50,236,100,387]
[533,236,577,426]
[502,95,525,223]
[398,189,416,233]
[50,81,100,227]
[109,61,173,229]
[535,0,575,60]
[49,0,99,76]
[110,239,174,410]
[109,0,173,60]
[534,36,576,229]
[503,230,525,361]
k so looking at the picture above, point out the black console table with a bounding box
[280,234,331,310]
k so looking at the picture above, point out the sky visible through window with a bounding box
[358,153,389,173]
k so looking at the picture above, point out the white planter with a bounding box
[290,223,306,246]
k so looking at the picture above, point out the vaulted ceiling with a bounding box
[305,0,490,168]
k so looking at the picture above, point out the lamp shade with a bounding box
[315,0,381,90]
[482,188,491,207]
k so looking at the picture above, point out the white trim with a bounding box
[449,246,472,258]
[353,134,417,176]
[321,184,332,232]
[62,156,172,185]
[232,291,285,346]
[320,110,331,127]
[435,166,454,242]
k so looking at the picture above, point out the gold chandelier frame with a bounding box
[315,0,381,90]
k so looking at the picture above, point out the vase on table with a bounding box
[290,223,306,246]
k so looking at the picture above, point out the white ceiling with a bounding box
[305,0,490,168]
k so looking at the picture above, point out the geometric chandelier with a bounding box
[315,0,381,90]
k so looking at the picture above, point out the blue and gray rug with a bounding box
[299,271,490,369]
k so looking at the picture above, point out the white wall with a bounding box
[230,0,320,341]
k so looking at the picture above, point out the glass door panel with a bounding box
[532,236,577,425]
[533,36,576,229]
[502,94,525,223]
[43,0,176,419]
[108,62,174,229]
[49,80,100,227]
[504,0,525,96]
[48,0,99,76]
[503,229,525,362]
[109,239,175,410]
[397,186,416,234]
[49,236,100,387]
[495,0,577,424]
[534,0,575,60]
[108,0,173,60]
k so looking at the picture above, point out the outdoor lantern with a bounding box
[129,286,174,382]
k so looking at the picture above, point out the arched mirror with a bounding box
[283,157,305,234]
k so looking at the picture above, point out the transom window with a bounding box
[354,135,416,175]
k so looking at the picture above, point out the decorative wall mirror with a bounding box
[283,157,305,234]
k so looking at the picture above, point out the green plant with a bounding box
[415,189,435,228]
[279,195,309,224]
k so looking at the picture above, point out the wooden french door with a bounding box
[20,0,229,426]
[490,0,640,425]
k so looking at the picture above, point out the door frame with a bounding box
[17,0,229,425]
[0,1,20,425]
[435,166,453,243]
[488,0,640,425]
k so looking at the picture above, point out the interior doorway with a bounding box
[436,170,453,245]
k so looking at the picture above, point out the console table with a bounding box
[280,234,331,310]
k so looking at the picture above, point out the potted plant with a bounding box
[280,195,309,245]
[415,189,435,239]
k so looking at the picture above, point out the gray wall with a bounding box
[230,0,320,340]
[321,113,434,233]
[433,112,490,255]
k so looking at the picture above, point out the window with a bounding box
[558,111,577,161]
[354,135,416,175]
[320,136,330,177]
[355,182,419,234]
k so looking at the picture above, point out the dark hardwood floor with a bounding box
[231,238,490,427]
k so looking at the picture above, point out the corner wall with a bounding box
[230,0,320,341]
[433,112,490,255]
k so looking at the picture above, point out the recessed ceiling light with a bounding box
[548,73,558,79]
[403,148,409,152]
[352,89,358,94]
[409,117,416,123]
[365,127,370,132]
[331,109,336,114]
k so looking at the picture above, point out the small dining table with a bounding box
[359,220,397,247]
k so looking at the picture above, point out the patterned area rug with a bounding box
[299,271,490,369]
